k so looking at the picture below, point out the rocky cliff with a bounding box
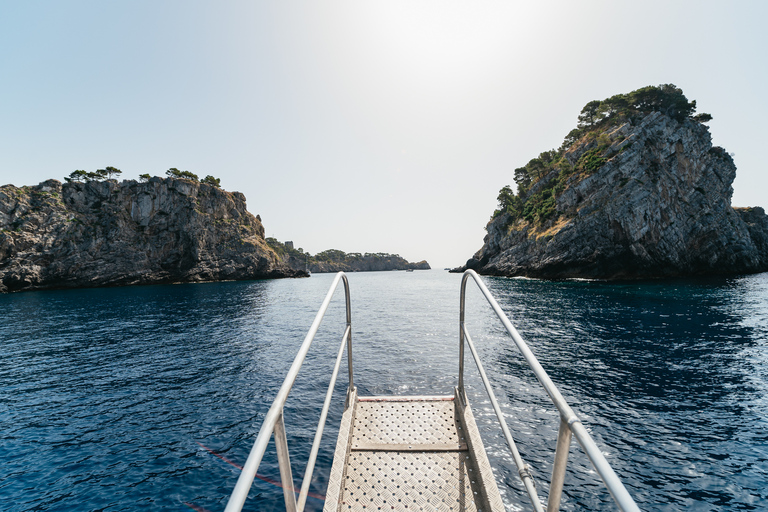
[458,87,768,279]
[0,177,305,292]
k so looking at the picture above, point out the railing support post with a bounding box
[547,417,573,512]
[344,273,354,396]
[275,412,298,512]
[458,277,467,403]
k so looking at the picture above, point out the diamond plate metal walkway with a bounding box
[323,390,504,512]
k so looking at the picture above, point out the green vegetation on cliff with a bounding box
[265,239,428,272]
[65,167,221,187]
[65,167,122,183]
[494,84,712,228]
[266,240,405,266]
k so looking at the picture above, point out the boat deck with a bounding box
[323,388,504,512]
[224,271,639,512]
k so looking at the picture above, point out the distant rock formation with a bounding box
[305,255,430,273]
[457,85,768,279]
[265,243,431,273]
[0,177,305,292]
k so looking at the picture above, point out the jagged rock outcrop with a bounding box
[458,110,768,279]
[0,177,305,292]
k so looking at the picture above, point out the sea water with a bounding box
[1,270,766,511]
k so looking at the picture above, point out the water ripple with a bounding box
[1,271,767,510]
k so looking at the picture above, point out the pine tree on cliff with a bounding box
[494,84,713,227]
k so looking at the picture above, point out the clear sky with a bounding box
[1,1,766,269]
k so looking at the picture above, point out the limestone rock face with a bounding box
[0,177,305,292]
[460,112,768,279]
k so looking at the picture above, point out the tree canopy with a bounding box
[63,167,221,185]
[492,84,713,228]
[64,170,89,183]
[99,166,122,179]
[166,168,199,181]
[64,166,121,183]
[575,84,704,132]
[201,175,221,187]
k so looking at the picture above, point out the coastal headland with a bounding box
[0,176,431,293]
[0,177,305,292]
[456,84,768,279]
[266,241,431,273]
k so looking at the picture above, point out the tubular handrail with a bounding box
[459,269,640,512]
[225,272,353,512]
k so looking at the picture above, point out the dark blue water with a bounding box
[1,270,766,511]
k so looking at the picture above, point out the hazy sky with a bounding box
[1,1,766,268]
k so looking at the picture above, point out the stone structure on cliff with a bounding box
[458,85,768,279]
[0,177,305,292]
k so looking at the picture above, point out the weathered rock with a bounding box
[457,111,768,279]
[0,177,305,292]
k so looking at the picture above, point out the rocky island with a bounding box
[0,176,305,292]
[266,241,430,273]
[457,84,768,279]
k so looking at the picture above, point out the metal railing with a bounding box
[225,270,639,512]
[224,272,354,512]
[459,269,640,512]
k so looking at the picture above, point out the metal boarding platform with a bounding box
[323,390,504,511]
[224,271,640,512]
